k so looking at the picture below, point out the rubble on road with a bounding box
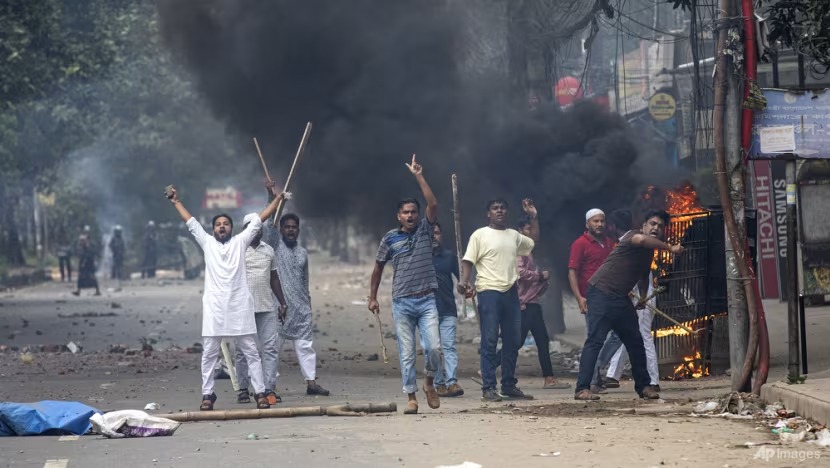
[691,392,828,445]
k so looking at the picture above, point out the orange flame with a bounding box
[656,314,721,380]
[641,182,705,272]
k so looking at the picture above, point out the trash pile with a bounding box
[691,392,830,447]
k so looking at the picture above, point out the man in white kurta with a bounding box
[188,215,267,399]
[166,184,283,410]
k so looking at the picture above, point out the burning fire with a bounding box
[639,182,706,272]
[655,314,721,380]
[671,352,707,380]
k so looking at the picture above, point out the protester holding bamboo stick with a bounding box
[165,184,285,411]
[368,154,443,415]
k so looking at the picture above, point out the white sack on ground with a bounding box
[89,410,180,438]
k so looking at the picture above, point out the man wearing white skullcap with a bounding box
[568,209,613,318]
[165,184,285,411]
[585,208,604,222]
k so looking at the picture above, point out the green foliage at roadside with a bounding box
[0,0,248,266]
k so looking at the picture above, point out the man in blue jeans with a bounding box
[459,198,540,402]
[422,223,464,397]
[574,210,684,401]
[368,154,443,415]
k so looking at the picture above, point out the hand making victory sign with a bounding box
[404,153,422,176]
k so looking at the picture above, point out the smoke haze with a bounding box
[157,0,686,260]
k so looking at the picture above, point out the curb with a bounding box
[761,379,830,426]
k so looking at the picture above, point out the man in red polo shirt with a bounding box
[568,209,614,315]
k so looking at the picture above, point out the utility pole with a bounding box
[786,160,800,381]
[724,54,749,391]
[714,0,757,391]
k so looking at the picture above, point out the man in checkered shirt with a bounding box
[234,213,288,406]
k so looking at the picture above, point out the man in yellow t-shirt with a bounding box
[459,198,539,402]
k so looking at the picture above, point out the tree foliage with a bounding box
[664,0,830,74]
[0,0,248,266]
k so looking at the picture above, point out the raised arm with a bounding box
[367,261,385,314]
[165,185,193,222]
[521,198,540,242]
[258,191,286,222]
[405,154,438,224]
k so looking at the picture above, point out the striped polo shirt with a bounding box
[376,217,438,298]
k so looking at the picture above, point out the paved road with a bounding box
[1,255,828,467]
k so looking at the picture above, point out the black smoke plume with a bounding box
[157,1,683,261]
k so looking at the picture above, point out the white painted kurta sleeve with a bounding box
[186,217,209,248]
[238,214,263,246]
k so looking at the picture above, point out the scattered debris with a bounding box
[533,452,560,457]
[435,462,482,468]
[90,410,180,438]
[367,353,379,362]
[692,393,828,445]
[246,433,259,440]
[810,428,830,448]
[58,312,118,319]
[144,402,160,411]
[66,342,79,354]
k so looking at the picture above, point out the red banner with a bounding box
[752,161,780,298]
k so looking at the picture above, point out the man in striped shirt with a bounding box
[368,154,443,415]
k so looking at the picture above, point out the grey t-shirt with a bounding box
[376,217,438,298]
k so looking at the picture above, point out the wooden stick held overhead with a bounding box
[273,122,313,225]
[252,137,272,182]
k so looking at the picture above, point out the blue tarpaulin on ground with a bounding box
[0,401,100,436]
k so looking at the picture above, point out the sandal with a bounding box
[403,401,418,415]
[265,390,282,405]
[574,389,600,401]
[237,389,251,404]
[200,393,217,411]
[254,392,270,409]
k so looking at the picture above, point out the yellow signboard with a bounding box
[648,93,676,121]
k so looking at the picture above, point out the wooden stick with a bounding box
[219,339,239,391]
[452,174,478,319]
[252,137,272,182]
[161,403,398,422]
[273,122,313,225]
[629,291,698,334]
[374,311,389,364]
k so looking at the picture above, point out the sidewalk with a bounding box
[762,371,830,427]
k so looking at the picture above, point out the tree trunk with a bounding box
[4,192,26,266]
